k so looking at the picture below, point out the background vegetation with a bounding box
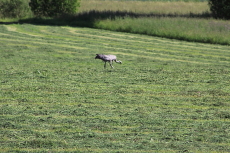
[94,16,230,45]
[0,0,229,45]
[208,0,230,19]
[79,1,209,14]
[29,0,81,17]
[1,24,230,152]
[0,0,32,18]
[78,0,229,45]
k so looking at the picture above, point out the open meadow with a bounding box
[2,0,229,45]
[78,0,230,45]
[1,23,230,152]
[79,0,210,14]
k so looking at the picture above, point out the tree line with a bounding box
[0,0,229,19]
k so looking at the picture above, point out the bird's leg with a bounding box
[110,61,114,68]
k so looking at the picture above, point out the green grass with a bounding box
[95,17,230,45]
[1,24,230,152]
[82,0,208,2]
[3,1,229,45]
[79,0,230,45]
[79,1,209,14]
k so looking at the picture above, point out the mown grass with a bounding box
[1,24,230,152]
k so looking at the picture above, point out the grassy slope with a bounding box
[0,24,230,152]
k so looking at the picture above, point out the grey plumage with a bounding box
[95,54,122,68]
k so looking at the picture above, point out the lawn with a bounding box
[0,24,230,152]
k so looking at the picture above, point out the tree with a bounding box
[208,0,230,19]
[0,0,31,18]
[29,0,81,17]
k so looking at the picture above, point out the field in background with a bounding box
[78,0,230,45]
[81,0,208,2]
[79,1,210,15]
[1,0,229,45]
[1,24,230,152]
[95,17,230,45]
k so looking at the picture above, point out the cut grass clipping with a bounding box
[1,24,230,152]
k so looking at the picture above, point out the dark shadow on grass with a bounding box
[0,21,19,25]
[0,10,212,27]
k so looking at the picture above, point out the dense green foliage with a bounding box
[29,0,81,17]
[208,0,230,19]
[1,24,230,152]
[0,0,31,18]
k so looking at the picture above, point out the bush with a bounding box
[29,0,81,17]
[208,0,230,19]
[0,0,31,18]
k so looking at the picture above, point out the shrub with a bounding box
[0,0,31,18]
[29,0,81,17]
[208,0,230,19]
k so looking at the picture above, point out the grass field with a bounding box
[1,0,229,45]
[79,1,210,14]
[84,0,208,1]
[78,0,230,45]
[1,23,230,152]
